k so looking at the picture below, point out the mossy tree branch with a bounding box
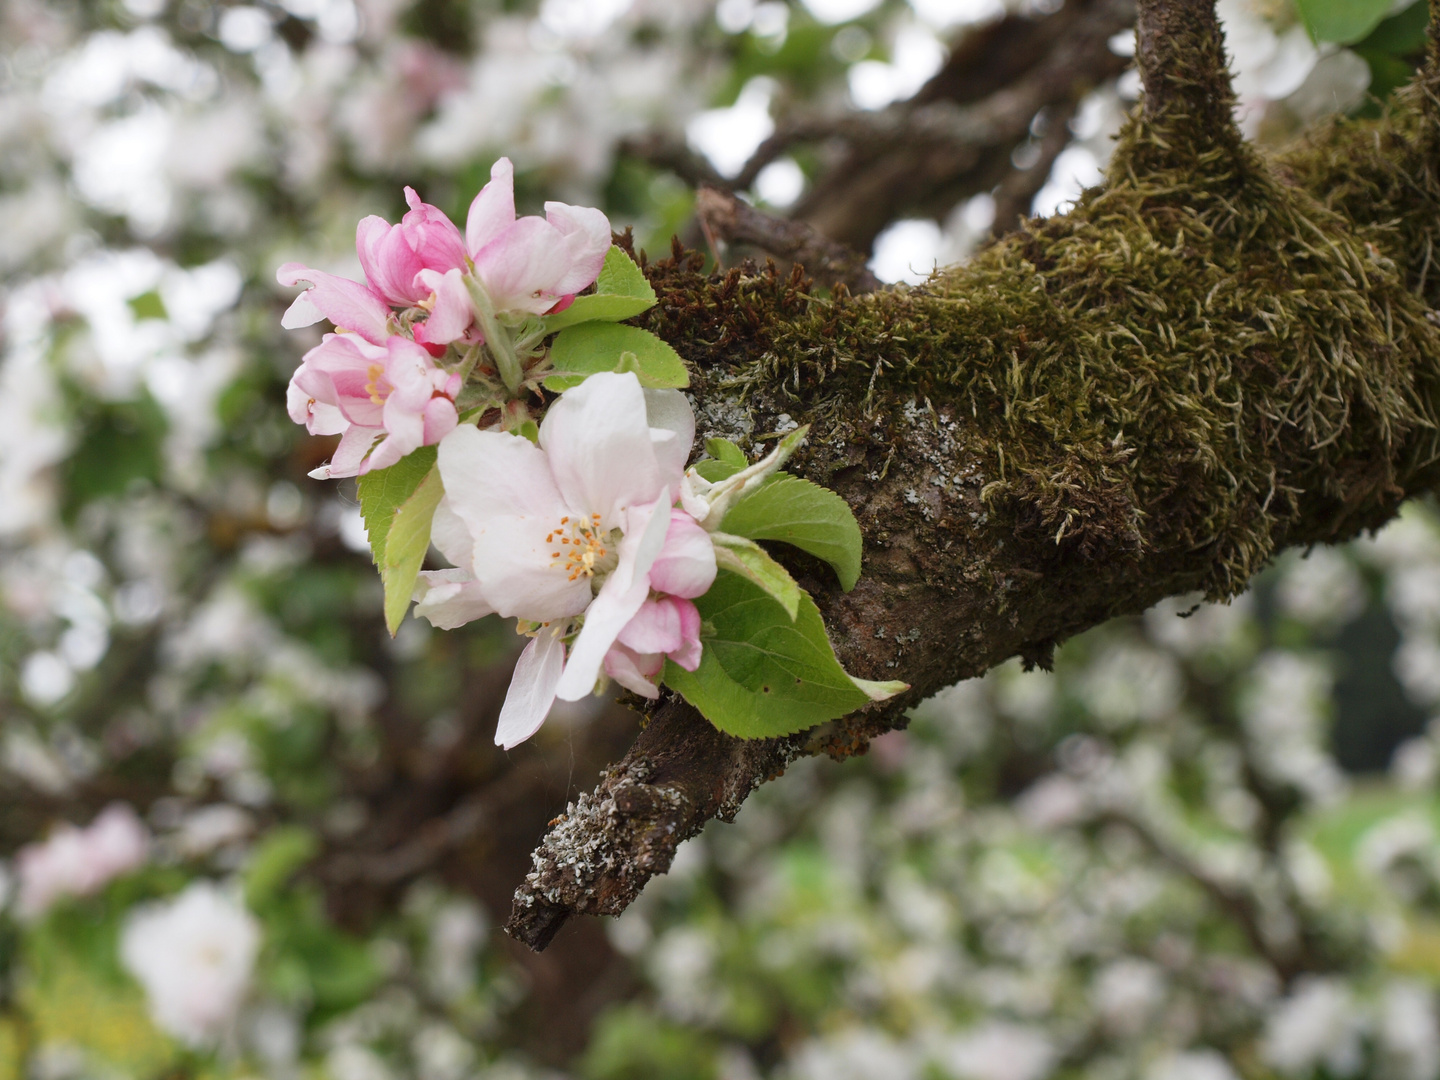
[506,16,1440,950]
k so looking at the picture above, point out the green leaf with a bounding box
[596,243,655,300]
[356,447,444,634]
[663,571,901,739]
[356,446,437,565]
[1295,0,1395,43]
[1358,0,1429,52]
[717,473,863,591]
[536,246,657,333]
[381,465,444,635]
[546,322,690,388]
[711,532,802,619]
[693,438,747,482]
[541,373,588,393]
[705,437,748,469]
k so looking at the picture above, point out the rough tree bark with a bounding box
[506,0,1440,949]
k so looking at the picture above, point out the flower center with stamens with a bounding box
[546,513,619,582]
[365,363,389,405]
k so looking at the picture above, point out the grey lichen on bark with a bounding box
[506,0,1440,950]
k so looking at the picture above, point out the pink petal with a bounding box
[495,632,565,749]
[422,396,459,445]
[400,189,467,271]
[466,157,517,257]
[277,262,391,344]
[617,596,685,655]
[544,201,612,296]
[604,643,662,699]
[287,379,346,435]
[411,268,475,347]
[648,510,716,599]
[472,216,578,315]
[667,597,703,671]
[356,215,416,305]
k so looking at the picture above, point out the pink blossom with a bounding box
[286,333,460,479]
[599,510,715,699]
[356,187,467,306]
[277,187,468,344]
[276,262,391,345]
[435,372,698,747]
[604,594,704,699]
[465,157,612,315]
[16,803,150,919]
[412,267,479,349]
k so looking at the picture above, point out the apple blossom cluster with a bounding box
[277,164,715,742]
[280,157,611,479]
[280,162,892,749]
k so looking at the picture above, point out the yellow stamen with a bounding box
[364,363,387,405]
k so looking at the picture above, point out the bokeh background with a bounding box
[2,0,1440,1077]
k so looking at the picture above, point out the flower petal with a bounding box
[495,631,565,749]
[356,214,423,305]
[543,201,612,296]
[667,597,703,671]
[429,497,472,568]
[554,491,671,701]
[604,643,662,699]
[277,262,391,344]
[422,396,458,446]
[281,291,324,329]
[648,509,716,598]
[466,157,517,257]
[643,388,696,486]
[437,426,592,622]
[472,216,579,314]
[616,596,684,655]
[412,268,475,347]
[539,371,666,529]
[413,569,493,630]
[310,424,379,480]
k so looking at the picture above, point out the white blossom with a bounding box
[119,881,261,1046]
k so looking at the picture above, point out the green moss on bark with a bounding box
[636,86,1440,608]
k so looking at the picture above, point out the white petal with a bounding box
[495,632,565,749]
[429,496,473,569]
[643,388,696,485]
[678,472,713,523]
[437,426,592,622]
[413,569,493,630]
[554,492,671,701]
[539,372,665,528]
[281,292,325,329]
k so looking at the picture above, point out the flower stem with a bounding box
[464,274,523,396]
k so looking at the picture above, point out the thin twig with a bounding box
[694,187,882,294]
